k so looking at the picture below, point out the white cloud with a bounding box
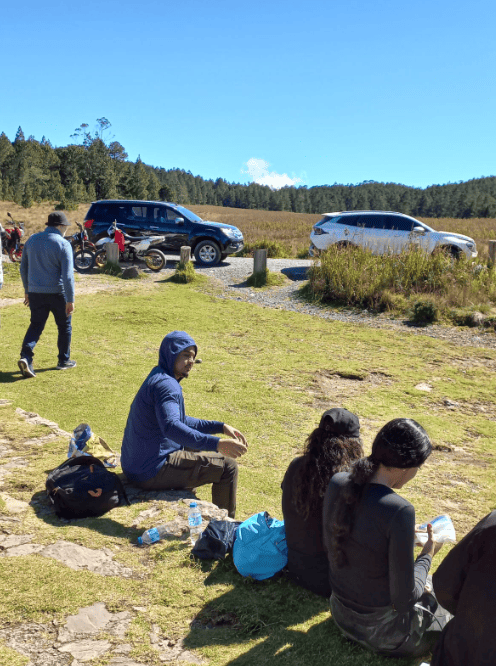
[242,158,301,190]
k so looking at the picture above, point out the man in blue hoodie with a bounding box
[121,331,247,517]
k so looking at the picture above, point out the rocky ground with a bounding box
[0,402,232,665]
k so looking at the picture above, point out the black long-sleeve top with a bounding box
[322,472,431,614]
[431,510,496,666]
[281,456,331,597]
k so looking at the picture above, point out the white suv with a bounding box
[309,211,477,259]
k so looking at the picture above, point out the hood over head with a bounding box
[158,331,197,378]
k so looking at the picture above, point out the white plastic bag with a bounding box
[415,514,456,546]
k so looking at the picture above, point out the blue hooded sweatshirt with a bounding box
[121,331,224,483]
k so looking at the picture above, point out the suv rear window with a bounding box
[386,215,415,231]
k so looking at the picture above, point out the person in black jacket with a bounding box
[431,510,496,666]
[323,418,450,658]
[281,408,363,597]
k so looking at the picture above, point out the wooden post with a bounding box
[106,243,120,264]
[180,246,191,264]
[488,240,496,264]
[253,249,267,274]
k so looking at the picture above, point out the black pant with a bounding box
[20,292,71,364]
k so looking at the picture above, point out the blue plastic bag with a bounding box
[233,511,288,580]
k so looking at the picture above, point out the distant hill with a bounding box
[1,124,495,218]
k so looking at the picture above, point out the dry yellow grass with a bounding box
[2,200,496,259]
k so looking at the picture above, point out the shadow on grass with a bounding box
[30,480,198,544]
[0,367,61,383]
[182,557,428,666]
[29,488,137,539]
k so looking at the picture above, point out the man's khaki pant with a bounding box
[136,449,238,518]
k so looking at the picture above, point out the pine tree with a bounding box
[14,126,25,143]
[87,182,97,201]
[131,157,149,199]
[21,182,33,208]
[147,170,160,200]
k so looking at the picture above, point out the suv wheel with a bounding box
[435,245,461,259]
[194,240,221,266]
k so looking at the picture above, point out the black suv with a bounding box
[84,200,244,266]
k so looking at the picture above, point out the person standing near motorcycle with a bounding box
[18,211,76,378]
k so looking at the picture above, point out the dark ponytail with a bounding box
[328,418,431,568]
[329,456,378,567]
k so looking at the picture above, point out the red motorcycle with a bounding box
[68,221,98,273]
[1,212,24,262]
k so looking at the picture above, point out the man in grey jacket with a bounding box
[18,211,75,378]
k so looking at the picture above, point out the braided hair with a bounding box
[328,418,432,568]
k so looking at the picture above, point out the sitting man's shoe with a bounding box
[18,358,36,378]
[56,360,77,370]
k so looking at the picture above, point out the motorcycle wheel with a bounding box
[144,249,166,272]
[8,244,24,262]
[94,249,107,268]
[74,249,96,273]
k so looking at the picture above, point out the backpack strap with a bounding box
[113,472,131,506]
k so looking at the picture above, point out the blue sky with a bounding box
[3,0,495,190]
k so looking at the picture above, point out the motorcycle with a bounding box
[68,221,97,273]
[95,221,167,272]
[1,212,24,262]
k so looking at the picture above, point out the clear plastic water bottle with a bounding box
[137,525,171,546]
[188,501,203,545]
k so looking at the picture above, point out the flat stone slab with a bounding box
[415,382,433,392]
[0,533,35,549]
[15,407,72,438]
[58,603,131,643]
[41,541,133,577]
[3,543,45,556]
[0,457,29,481]
[0,538,133,577]
[58,639,111,662]
[0,621,71,666]
[0,492,30,514]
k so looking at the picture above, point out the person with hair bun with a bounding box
[323,418,451,657]
[281,408,363,597]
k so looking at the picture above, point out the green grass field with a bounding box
[1,266,495,665]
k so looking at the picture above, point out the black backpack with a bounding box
[46,455,130,519]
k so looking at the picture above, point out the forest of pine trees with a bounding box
[1,120,496,218]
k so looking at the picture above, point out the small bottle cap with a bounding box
[190,501,197,507]
[137,537,143,545]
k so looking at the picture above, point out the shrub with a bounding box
[170,260,196,283]
[377,290,408,313]
[238,240,291,259]
[306,244,496,322]
[410,299,439,325]
[98,260,122,277]
[55,200,79,211]
[296,246,310,259]
[246,269,285,288]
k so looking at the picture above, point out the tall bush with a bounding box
[308,245,496,313]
